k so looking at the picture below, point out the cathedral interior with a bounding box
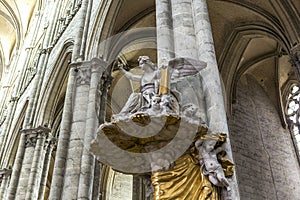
[0,0,300,199]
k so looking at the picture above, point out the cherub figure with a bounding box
[160,94,177,113]
[148,95,161,115]
[195,137,231,196]
[182,103,206,124]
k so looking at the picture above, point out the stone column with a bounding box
[60,61,92,199]
[49,0,93,193]
[50,58,106,199]
[155,0,174,67]
[91,64,112,200]
[15,130,38,199]
[0,0,45,161]
[167,0,207,118]
[92,163,102,200]
[25,126,51,200]
[290,44,300,81]
[191,0,228,131]
[0,168,11,199]
[132,176,144,200]
[11,126,50,200]
[6,132,26,200]
[48,68,76,200]
[0,97,18,162]
[77,58,107,199]
[38,136,56,200]
[72,0,89,62]
[191,0,240,198]
[170,0,198,59]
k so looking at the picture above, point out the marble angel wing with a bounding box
[168,57,207,80]
[167,57,207,123]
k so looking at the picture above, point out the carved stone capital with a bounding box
[95,69,113,118]
[75,67,92,85]
[21,126,51,148]
[290,44,300,80]
[0,168,12,183]
[71,58,108,86]
[9,96,19,103]
[46,47,53,53]
[291,44,300,65]
[40,48,47,55]
[101,72,113,88]
[39,47,52,55]
[44,135,57,151]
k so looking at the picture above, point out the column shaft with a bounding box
[192,0,228,131]
[191,0,240,198]
[15,145,35,199]
[38,139,55,199]
[156,0,174,67]
[6,133,26,200]
[25,133,47,200]
[77,62,104,199]
[72,0,89,62]
[24,0,59,129]
[0,169,11,199]
[0,98,18,164]
[48,69,76,199]
[0,176,8,199]
[61,68,90,199]
[170,0,198,59]
[92,162,101,200]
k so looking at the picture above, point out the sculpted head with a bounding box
[203,139,217,151]
[182,103,199,117]
[151,96,161,110]
[138,56,156,71]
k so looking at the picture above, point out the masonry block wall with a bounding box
[228,75,300,200]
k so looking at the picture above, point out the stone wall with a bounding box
[228,75,300,200]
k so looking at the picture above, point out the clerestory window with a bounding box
[286,85,300,160]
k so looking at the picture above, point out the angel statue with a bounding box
[115,56,209,120]
[117,56,162,116]
[91,55,235,200]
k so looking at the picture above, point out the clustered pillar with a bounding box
[49,58,107,200]
[155,0,174,67]
[155,0,240,198]
[6,126,54,200]
[38,136,56,199]
[0,168,11,199]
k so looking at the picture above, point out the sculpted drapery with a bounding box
[152,133,234,200]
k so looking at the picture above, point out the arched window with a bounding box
[286,84,300,160]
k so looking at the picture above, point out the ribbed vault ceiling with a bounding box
[0,0,37,66]
[208,0,300,117]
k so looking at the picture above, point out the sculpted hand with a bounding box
[216,171,229,188]
[118,62,126,73]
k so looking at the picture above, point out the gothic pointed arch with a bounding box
[86,0,155,60]
[0,100,28,168]
[35,41,73,126]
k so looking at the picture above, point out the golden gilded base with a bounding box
[152,153,221,200]
[151,133,234,200]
